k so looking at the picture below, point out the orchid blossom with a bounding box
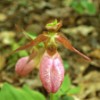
[14,19,91,93]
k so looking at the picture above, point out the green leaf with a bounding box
[63,61,69,70]
[70,1,84,14]
[23,85,46,100]
[80,0,89,8]
[0,83,21,100]
[0,91,5,100]
[18,50,28,57]
[22,31,44,47]
[81,0,96,15]
[70,1,78,8]
[1,83,34,100]
[74,5,84,14]
[86,3,96,15]
[12,42,20,50]
[55,75,71,97]
[0,83,46,100]
[62,95,74,100]
[70,0,96,15]
[18,0,28,7]
[48,75,79,100]
[0,84,14,100]
[60,75,71,93]
[67,86,81,95]
[23,31,37,40]
[16,89,34,100]
[53,19,58,25]
[47,19,58,26]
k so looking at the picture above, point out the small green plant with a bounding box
[11,19,91,100]
[70,0,96,15]
[52,74,80,100]
[0,74,80,100]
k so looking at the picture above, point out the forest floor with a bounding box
[0,0,100,100]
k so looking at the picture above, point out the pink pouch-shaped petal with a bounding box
[39,52,64,93]
[15,56,34,76]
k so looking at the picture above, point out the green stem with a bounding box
[50,93,54,100]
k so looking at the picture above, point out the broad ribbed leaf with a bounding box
[67,86,81,95]
[0,83,45,100]
[1,83,34,100]
[60,75,71,93]
[23,85,46,100]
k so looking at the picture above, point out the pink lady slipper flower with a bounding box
[15,48,44,76]
[15,56,34,76]
[13,19,91,93]
[39,51,64,93]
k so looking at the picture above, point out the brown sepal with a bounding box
[11,34,48,54]
[56,34,91,61]
[27,48,37,63]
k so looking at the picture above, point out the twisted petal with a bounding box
[11,34,48,54]
[56,34,91,61]
[15,56,34,76]
[39,52,64,93]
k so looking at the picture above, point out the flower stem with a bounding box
[50,93,54,100]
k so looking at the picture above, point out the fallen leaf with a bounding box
[89,49,100,59]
